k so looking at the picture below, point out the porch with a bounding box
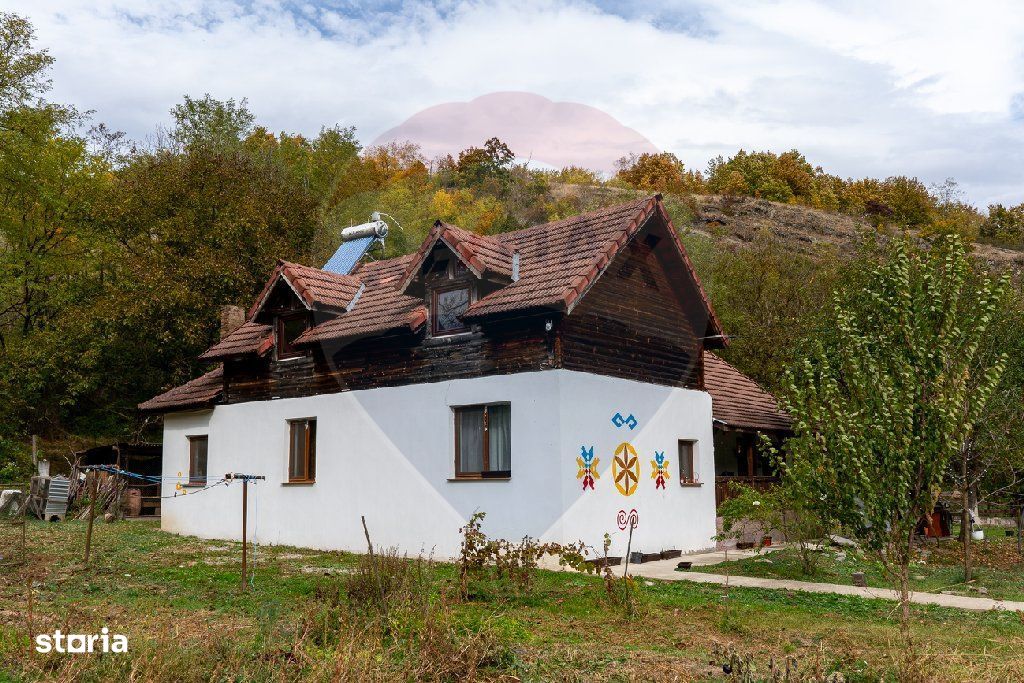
[713,427,781,507]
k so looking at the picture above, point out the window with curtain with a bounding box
[188,436,208,486]
[288,419,317,482]
[454,404,511,478]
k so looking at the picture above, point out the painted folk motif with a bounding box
[651,451,670,489]
[611,412,638,430]
[576,446,600,491]
[616,508,639,531]
[612,442,640,496]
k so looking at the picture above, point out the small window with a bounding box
[188,436,208,486]
[277,312,309,359]
[454,404,511,478]
[678,440,697,484]
[288,419,316,482]
[432,286,471,336]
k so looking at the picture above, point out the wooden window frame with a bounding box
[287,418,317,483]
[453,404,511,479]
[431,285,472,337]
[276,311,310,360]
[678,439,699,485]
[187,435,208,487]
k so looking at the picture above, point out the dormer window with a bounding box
[277,312,309,359]
[432,286,471,336]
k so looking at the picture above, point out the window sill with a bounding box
[282,481,316,486]
[679,482,704,487]
[184,482,208,488]
[447,476,512,482]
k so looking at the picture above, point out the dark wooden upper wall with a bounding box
[556,219,703,390]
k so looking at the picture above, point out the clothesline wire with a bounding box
[83,464,229,499]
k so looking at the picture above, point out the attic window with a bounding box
[432,286,470,336]
[277,312,309,359]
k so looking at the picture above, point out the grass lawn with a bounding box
[689,527,1024,603]
[0,520,1022,681]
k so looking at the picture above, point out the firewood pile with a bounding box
[72,471,127,521]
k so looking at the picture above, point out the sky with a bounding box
[13,0,1024,207]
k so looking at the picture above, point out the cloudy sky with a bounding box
[14,0,1024,206]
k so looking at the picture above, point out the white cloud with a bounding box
[11,0,1024,206]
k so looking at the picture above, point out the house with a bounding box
[141,195,788,558]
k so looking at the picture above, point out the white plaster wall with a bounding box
[161,370,716,558]
[551,371,717,558]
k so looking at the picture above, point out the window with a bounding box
[277,312,309,359]
[454,404,511,478]
[288,419,316,482]
[678,440,697,484]
[188,436,208,486]
[432,286,470,336]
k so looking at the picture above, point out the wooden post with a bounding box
[83,474,97,565]
[241,479,248,592]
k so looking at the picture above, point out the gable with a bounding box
[248,260,363,323]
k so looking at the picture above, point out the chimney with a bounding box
[220,305,245,340]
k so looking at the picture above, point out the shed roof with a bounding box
[702,352,791,432]
[138,366,224,412]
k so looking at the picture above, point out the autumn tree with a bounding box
[615,152,704,194]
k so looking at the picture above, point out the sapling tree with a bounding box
[782,235,1006,649]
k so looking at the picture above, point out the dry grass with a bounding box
[2,520,1024,682]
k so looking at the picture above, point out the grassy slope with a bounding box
[1,521,1023,681]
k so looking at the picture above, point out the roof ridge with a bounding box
[496,194,657,243]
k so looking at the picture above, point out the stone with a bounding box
[828,534,858,548]
[834,552,847,562]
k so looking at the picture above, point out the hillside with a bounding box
[684,195,1024,273]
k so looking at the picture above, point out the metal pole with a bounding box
[84,474,98,565]
[241,479,248,592]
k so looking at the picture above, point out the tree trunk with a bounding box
[961,455,972,582]
[1017,505,1022,557]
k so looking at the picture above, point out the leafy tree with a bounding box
[0,12,53,112]
[981,202,1024,245]
[706,150,816,204]
[456,137,515,190]
[782,235,1006,653]
[948,281,1024,579]
[698,230,838,392]
[170,94,255,150]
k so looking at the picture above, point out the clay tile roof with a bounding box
[248,260,363,319]
[297,255,428,344]
[437,222,514,278]
[396,221,514,293]
[459,196,723,339]
[702,352,791,432]
[138,366,224,412]
[199,321,274,361]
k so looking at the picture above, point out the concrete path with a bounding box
[627,557,1024,612]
